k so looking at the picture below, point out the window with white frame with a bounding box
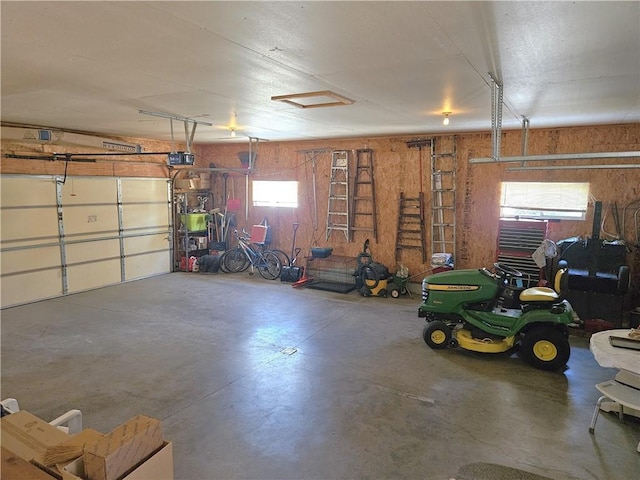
[500,182,589,220]
[252,180,298,208]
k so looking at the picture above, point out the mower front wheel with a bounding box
[423,321,451,349]
[520,327,570,371]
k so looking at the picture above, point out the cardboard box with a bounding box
[1,446,58,480]
[174,179,192,190]
[61,442,172,480]
[176,176,208,191]
[44,428,104,466]
[199,173,210,190]
[0,410,69,465]
[83,415,164,480]
[196,236,208,250]
[122,441,172,480]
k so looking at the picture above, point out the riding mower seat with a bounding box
[520,268,568,303]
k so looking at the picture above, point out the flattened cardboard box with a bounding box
[44,428,104,466]
[0,410,68,465]
[83,415,164,480]
[1,446,58,480]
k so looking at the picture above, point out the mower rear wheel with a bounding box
[520,327,570,371]
[423,321,451,349]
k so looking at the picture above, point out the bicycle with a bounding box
[220,229,282,280]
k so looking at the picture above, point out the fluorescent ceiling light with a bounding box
[271,90,355,109]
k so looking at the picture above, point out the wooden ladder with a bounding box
[326,150,350,241]
[395,192,427,263]
[430,136,457,259]
[349,148,378,242]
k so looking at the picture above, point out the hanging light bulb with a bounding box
[230,127,236,138]
[442,112,450,126]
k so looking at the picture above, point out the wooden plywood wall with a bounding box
[194,124,640,283]
[1,135,176,178]
[3,124,639,286]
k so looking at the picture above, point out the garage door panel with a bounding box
[63,205,119,235]
[1,269,62,307]
[124,234,169,255]
[0,208,58,242]
[125,252,170,280]
[1,246,60,274]
[2,174,171,308]
[67,259,121,293]
[121,179,169,203]
[1,176,56,207]
[122,204,169,230]
[65,239,120,264]
[61,177,117,204]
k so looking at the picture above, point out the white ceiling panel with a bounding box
[1,1,638,143]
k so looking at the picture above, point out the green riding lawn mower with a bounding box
[418,262,575,371]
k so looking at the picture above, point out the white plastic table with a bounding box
[589,329,640,452]
[590,328,640,412]
[590,329,640,377]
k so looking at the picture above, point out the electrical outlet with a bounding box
[88,215,97,223]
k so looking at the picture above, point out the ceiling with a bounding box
[2,1,639,144]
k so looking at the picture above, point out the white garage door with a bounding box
[0,175,172,308]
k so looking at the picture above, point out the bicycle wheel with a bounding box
[257,251,282,280]
[269,249,291,267]
[218,252,229,273]
[222,248,250,273]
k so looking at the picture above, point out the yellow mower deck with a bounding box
[456,328,515,353]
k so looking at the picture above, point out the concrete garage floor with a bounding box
[1,273,638,480]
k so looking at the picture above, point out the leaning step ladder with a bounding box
[430,137,457,260]
[395,192,427,263]
[350,148,378,242]
[326,150,350,241]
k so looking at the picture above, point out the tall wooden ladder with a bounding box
[350,148,378,242]
[395,192,427,263]
[431,136,457,261]
[326,150,350,241]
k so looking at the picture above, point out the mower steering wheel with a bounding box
[493,262,523,277]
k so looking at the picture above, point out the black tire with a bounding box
[618,266,630,293]
[423,321,451,349]
[520,327,570,371]
[390,288,400,299]
[218,254,229,273]
[257,251,281,280]
[218,250,230,273]
[222,248,250,273]
[270,249,291,268]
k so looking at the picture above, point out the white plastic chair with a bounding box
[1,397,82,435]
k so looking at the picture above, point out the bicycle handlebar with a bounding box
[233,229,251,242]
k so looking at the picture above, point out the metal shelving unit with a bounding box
[174,190,213,271]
